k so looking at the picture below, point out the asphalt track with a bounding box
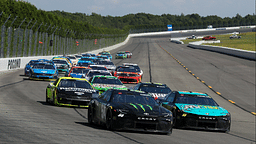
[0,35,255,143]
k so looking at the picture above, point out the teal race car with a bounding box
[158,91,231,132]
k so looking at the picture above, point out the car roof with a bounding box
[140,82,167,86]
[177,91,208,96]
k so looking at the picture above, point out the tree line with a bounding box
[1,0,255,38]
[0,0,127,39]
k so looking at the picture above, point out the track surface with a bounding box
[0,36,255,143]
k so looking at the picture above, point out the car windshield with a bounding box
[80,58,93,61]
[111,91,158,105]
[68,56,76,59]
[98,61,114,65]
[117,67,137,72]
[88,71,111,77]
[175,94,219,106]
[117,52,125,54]
[71,68,90,74]
[140,84,171,94]
[58,79,92,89]
[90,66,107,71]
[33,64,55,69]
[53,60,68,64]
[77,63,91,67]
[92,77,123,85]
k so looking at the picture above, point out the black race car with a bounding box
[132,82,172,100]
[158,91,231,132]
[88,89,173,134]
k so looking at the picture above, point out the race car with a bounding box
[159,91,231,132]
[24,59,40,76]
[125,51,132,58]
[67,55,78,66]
[114,66,142,84]
[46,77,99,107]
[88,89,173,134]
[131,82,172,99]
[202,36,216,40]
[88,65,108,71]
[65,66,91,78]
[24,59,54,76]
[229,34,241,39]
[84,70,112,81]
[29,62,58,80]
[115,51,127,59]
[122,63,143,79]
[52,58,71,72]
[89,75,127,94]
[97,60,116,74]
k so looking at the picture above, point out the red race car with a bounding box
[202,36,216,40]
[114,66,141,83]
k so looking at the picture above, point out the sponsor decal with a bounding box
[60,87,96,93]
[150,93,167,98]
[184,105,219,110]
[8,59,21,70]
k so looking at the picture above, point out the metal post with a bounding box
[23,19,32,57]
[29,20,37,56]
[0,14,11,58]
[17,18,26,57]
[7,16,18,58]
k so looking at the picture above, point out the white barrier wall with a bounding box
[187,44,256,60]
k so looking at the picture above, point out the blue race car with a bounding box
[159,91,231,132]
[29,62,58,80]
[24,59,54,76]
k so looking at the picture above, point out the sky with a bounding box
[25,0,255,18]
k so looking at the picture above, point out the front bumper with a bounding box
[176,114,231,131]
[118,77,140,84]
[29,73,58,80]
[112,115,173,133]
[56,94,92,107]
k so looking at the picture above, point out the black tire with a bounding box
[172,110,178,128]
[106,110,113,130]
[88,106,94,124]
[46,90,49,103]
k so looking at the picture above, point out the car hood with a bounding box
[116,103,168,115]
[32,69,56,74]
[70,73,84,78]
[148,93,168,99]
[175,103,229,116]
[92,83,126,89]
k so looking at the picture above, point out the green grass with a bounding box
[181,32,256,51]
[205,32,256,51]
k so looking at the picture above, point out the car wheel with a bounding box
[46,90,49,103]
[88,106,94,124]
[106,110,113,130]
[172,110,178,128]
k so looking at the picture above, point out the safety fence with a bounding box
[0,14,127,58]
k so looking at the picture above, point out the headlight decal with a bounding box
[146,105,153,110]
[129,103,138,111]
[137,104,145,112]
